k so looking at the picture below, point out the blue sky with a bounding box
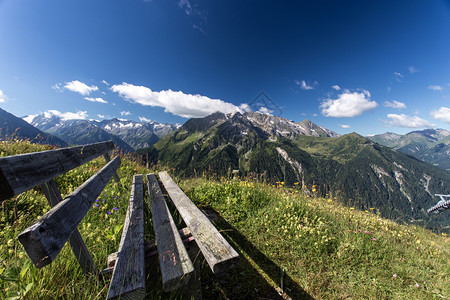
[0,0,449,135]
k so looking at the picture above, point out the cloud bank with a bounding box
[385,114,435,128]
[64,80,99,96]
[428,85,443,91]
[320,90,378,117]
[43,109,88,120]
[384,100,406,109]
[296,80,317,90]
[430,107,450,124]
[111,82,245,118]
[84,97,107,103]
[0,89,7,103]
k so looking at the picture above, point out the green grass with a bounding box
[182,177,450,299]
[1,139,449,299]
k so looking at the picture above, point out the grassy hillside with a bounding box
[183,176,450,299]
[1,140,449,299]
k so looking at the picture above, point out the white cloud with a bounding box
[102,80,110,86]
[0,89,8,103]
[340,124,350,129]
[296,80,317,90]
[428,85,443,91]
[385,114,435,128]
[111,82,244,118]
[120,111,131,116]
[258,107,273,115]
[23,114,37,124]
[84,97,108,104]
[43,109,88,120]
[394,72,403,82]
[97,114,106,119]
[64,80,99,96]
[178,0,193,15]
[331,85,341,91]
[320,90,378,117]
[238,103,252,112]
[139,116,151,122]
[384,100,407,110]
[51,83,63,92]
[430,107,450,124]
[408,66,419,74]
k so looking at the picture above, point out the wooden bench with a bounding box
[106,171,240,299]
[0,141,239,298]
[0,141,120,275]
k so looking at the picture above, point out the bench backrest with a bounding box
[0,141,115,201]
[0,141,120,272]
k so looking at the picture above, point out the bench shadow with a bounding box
[199,207,314,300]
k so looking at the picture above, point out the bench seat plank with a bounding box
[147,174,194,291]
[17,156,121,268]
[0,141,115,201]
[107,175,146,300]
[158,171,239,274]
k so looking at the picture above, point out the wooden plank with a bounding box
[17,156,121,268]
[147,174,194,292]
[0,141,115,201]
[40,180,97,275]
[158,171,239,274]
[103,153,121,186]
[107,175,146,300]
[107,227,193,268]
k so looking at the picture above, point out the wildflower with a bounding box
[372,238,376,241]
[365,231,369,234]
[96,199,99,202]
[95,204,99,207]
[415,283,419,288]
[416,240,421,244]
[358,229,361,232]
[107,211,111,215]
[442,233,448,237]
[393,274,397,278]
[113,207,119,211]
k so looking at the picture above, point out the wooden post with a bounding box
[147,174,194,292]
[158,171,239,274]
[107,175,146,300]
[40,180,97,275]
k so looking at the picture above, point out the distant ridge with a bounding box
[0,107,67,147]
[25,112,180,152]
[141,111,450,232]
[370,129,450,171]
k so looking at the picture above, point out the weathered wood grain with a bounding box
[147,174,194,292]
[0,141,115,201]
[158,171,239,274]
[17,156,121,268]
[103,153,121,186]
[40,180,97,275]
[107,175,146,300]
[107,227,193,268]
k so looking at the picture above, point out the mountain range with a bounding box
[23,111,180,152]
[140,111,450,232]
[369,129,450,172]
[0,107,67,147]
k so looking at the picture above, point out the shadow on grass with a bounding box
[199,207,313,300]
